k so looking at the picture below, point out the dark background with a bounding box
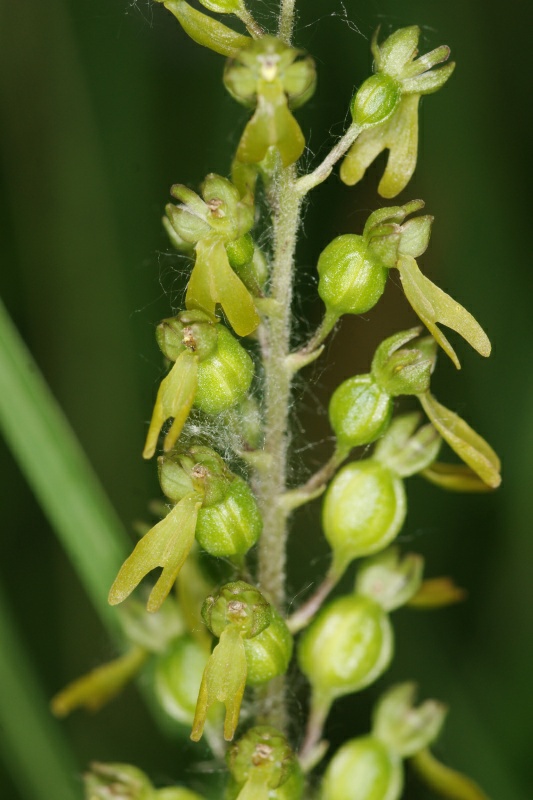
[1,0,532,797]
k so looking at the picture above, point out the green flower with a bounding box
[224,36,316,167]
[165,174,260,336]
[342,26,455,197]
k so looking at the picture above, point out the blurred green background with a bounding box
[0,0,531,797]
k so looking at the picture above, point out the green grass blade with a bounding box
[0,586,80,800]
[0,297,129,631]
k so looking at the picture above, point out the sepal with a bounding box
[373,413,441,478]
[363,201,432,267]
[356,547,423,611]
[372,683,447,757]
[158,446,231,505]
[202,581,271,639]
[371,328,437,396]
[156,311,218,363]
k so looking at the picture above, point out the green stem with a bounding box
[0,298,129,633]
[0,586,79,800]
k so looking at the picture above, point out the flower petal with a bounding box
[191,624,247,742]
[108,494,202,611]
[51,647,148,716]
[143,351,198,459]
[378,95,419,198]
[186,236,260,336]
[397,255,491,368]
[419,393,501,488]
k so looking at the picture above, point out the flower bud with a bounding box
[373,413,441,478]
[317,234,388,319]
[329,374,392,448]
[372,683,447,757]
[84,762,155,800]
[355,547,424,611]
[321,737,402,800]
[202,582,271,639]
[298,595,393,704]
[154,635,210,726]
[195,325,254,415]
[156,310,218,363]
[371,328,437,397]
[351,74,401,128]
[243,607,293,686]
[322,460,406,578]
[196,476,262,557]
[227,726,302,800]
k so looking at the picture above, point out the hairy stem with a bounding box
[238,7,264,38]
[258,165,300,609]
[287,572,338,634]
[278,0,296,43]
[255,165,301,726]
[296,123,361,196]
